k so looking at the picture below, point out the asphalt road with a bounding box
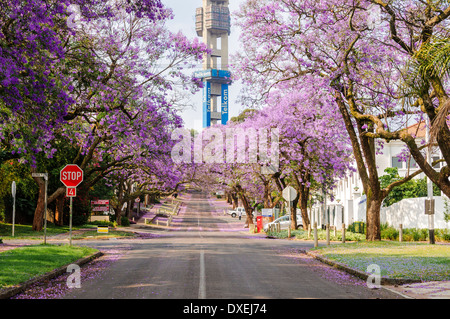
[63,191,403,300]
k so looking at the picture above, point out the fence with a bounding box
[309,204,345,230]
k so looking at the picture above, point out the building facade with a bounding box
[313,122,447,230]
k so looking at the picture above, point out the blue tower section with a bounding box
[221,83,229,125]
[195,69,231,128]
[203,81,211,127]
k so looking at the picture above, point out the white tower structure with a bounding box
[194,0,232,127]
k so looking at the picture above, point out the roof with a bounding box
[404,121,427,138]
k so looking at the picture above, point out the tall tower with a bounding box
[194,0,232,128]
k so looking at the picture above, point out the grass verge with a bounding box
[71,229,135,239]
[0,244,98,289]
[0,222,135,240]
[266,228,366,241]
[0,223,75,239]
[310,241,450,282]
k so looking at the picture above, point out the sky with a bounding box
[162,0,245,131]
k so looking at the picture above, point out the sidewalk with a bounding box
[305,249,450,299]
[135,194,190,230]
[384,281,450,299]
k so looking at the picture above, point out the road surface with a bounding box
[60,191,402,300]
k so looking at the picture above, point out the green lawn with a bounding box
[0,222,73,239]
[71,229,135,239]
[0,222,134,240]
[0,244,98,289]
[311,241,450,281]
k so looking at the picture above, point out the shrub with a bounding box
[435,229,450,242]
[403,228,429,241]
[380,167,441,207]
[347,221,365,234]
[380,223,398,240]
[267,229,365,241]
[72,214,88,226]
[88,220,116,227]
[120,216,130,226]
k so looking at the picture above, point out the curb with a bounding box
[0,251,104,299]
[301,250,422,286]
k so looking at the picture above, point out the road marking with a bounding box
[198,250,206,299]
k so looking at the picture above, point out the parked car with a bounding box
[264,215,303,231]
[227,207,255,218]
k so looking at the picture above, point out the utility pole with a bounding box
[11,181,16,237]
[323,186,329,246]
[425,118,435,244]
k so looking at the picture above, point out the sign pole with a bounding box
[313,208,318,248]
[323,186,330,246]
[425,118,435,244]
[282,186,297,238]
[11,181,16,237]
[69,196,73,246]
[60,164,83,246]
[287,200,291,238]
[44,175,48,244]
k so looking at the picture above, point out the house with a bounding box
[311,121,447,230]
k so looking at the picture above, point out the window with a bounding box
[406,157,418,169]
[391,156,402,168]
[432,156,441,169]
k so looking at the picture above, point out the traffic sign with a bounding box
[91,200,109,205]
[262,208,273,217]
[32,172,48,180]
[425,199,435,215]
[11,181,16,198]
[92,206,109,212]
[97,226,109,234]
[60,164,83,187]
[66,187,77,197]
[282,186,297,202]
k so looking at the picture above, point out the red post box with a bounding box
[256,216,263,233]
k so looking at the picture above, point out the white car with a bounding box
[227,207,246,218]
[264,215,303,231]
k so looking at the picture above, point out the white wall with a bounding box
[311,195,450,230]
[380,196,449,229]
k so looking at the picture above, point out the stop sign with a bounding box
[60,164,83,187]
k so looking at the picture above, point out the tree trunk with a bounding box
[235,185,253,226]
[290,196,299,230]
[226,191,232,205]
[292,171,311,231]
[231,192,238,209]
[334,92,384,241]
[299,189,311,231]
[262,180,271,208]
[366,196,382,241]
[54,194,65,226]
[32,179,45,231]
